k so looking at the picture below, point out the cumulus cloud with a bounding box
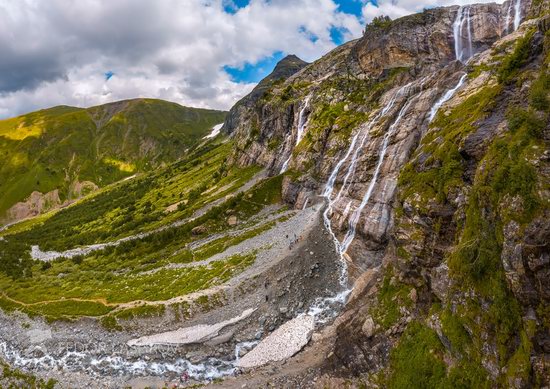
[0,0,363,117]
[0,0,507,118]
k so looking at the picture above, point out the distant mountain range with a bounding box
[0,98,225,223]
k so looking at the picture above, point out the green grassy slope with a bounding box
[0,98,226,219]
[0,137,286,320]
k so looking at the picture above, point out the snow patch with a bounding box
[204,123,224,139]
[236,315,314,368]
[127,308,255,346]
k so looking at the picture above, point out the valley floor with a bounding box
[0,191,346,388]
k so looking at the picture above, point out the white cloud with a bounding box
[0,0,511,118]
[0,0,363,117]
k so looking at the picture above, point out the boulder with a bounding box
[362,317,376,338]
[227,215,238,226]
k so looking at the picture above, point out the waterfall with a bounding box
[428,73,467,122]
[339,95,416,254]
[332,86,406,204]
[454,6,465,62]
[514,0,521,31]
[313,81,424,324]
[505,1,513,33]
[322,84,410,202]
[322,131,361,199]
[295,95,312,145]
[504,0,521,33]
[280,156,291,174]
[280,95,312,173]
[321,82,415,257]
[342,200,352,220]
[453,6,473,63]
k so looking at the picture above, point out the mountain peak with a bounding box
[270,54,308,80]
[277,54,306,66]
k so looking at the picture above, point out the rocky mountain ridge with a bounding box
[220,0,550,386]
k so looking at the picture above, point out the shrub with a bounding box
[506,107,545,137]
[529,72,550,111]
[498,30,535,83]
[368,15,392,31]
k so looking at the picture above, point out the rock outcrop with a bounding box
[7,190,63,221]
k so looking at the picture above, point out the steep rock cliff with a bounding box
[225,0,549,386]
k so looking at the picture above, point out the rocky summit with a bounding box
[0,0,549,388]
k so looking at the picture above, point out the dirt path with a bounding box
[1,293,113,307]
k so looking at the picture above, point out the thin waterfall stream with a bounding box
[428,74,467,122]
[514,0,522,31]
[280,95,312,173]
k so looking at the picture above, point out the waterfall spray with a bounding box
[453,6,474,62]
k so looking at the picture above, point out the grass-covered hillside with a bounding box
[0,135,288,324]
[0,98,226,222]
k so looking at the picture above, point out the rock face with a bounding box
[355,3,525,77]
[6,190,63,221]
[355,8,457,76]
[223,54,308,169]
[236,315,315,368]
[6,180,101,223]
[225,0,550,386]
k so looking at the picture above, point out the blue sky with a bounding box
[224,51,285,83]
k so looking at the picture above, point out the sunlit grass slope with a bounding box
[0,99,226,218]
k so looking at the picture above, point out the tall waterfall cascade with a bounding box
[505,0,522,33]
[339,90,418,253]
[322,81,425,255]
[453,6,474,63]
[505,1,513,32]
[514,0,522,31]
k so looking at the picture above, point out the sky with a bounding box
[0,0,505,118]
